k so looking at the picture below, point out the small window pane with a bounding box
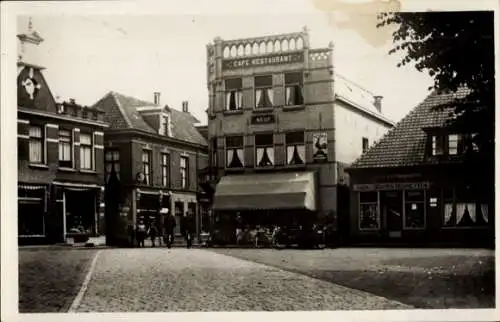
[360,191,377,203]
[255,134,273,146]
[80,134,92,145]
[285,131,304,144]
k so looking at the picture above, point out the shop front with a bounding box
[350,175,493,246]
[212,171,318,244]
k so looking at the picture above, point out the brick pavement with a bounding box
[74,248,412,312]
[211,248,495,309]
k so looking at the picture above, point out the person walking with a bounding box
[149,219,159,247]
[163,209,176,248]
[135,219,147,248]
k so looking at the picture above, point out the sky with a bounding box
[15,1,440,125]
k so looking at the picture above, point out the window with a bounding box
[211,138,218,168]
[200,205,210,233]
[285,131,305,165]
[359,192,379,229]
[362,137,369,153]
[431,135,444,156]
[18,188,45,236]
[142,150,152,185]
[254,75,273,108]
[80,133,93,170]
[443,186,489,227]
[58,130,73,168]
[104,150,120,182]
[284,72,304,106]
[180,156,189,189]
[161,153,170,187]
[225,78,243,111]
[448,134,459,155]
[188,202,196,217]
[225,136,244,168]
[404,190,425,229]
[255,133,274,167]
[29,125,44,163]
[160,114,171,136]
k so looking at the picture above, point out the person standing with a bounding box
[163,209,176,248]
[183,212,195,248]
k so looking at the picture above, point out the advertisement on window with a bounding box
[312,132,328,162]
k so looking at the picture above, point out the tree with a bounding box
[377,11,494,167]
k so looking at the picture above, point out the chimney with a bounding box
[374,96,383,113]
[182,100,189,113]
[153,92,161,106]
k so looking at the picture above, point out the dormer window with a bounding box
[448,134,459,155]
[431,135,444,156]
[160,113,172,137]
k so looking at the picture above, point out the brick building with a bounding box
[92,92,208,246]
[346,89,494,247]
[17,21,108,245]
[205,28,394,243]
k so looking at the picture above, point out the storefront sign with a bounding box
[313,132,328,162]
[251,114,275,124]
[353,182,431,191]
[223,53,304,70]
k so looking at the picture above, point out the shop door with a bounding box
[381,191,403,237]
[174,202,184,235]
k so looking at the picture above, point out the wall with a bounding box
[334,100,392,165]
[18,115,105,185]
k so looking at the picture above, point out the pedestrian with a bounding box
[135,219,147,248]
[183,212,195,248]
[149,219,158,247]
[163,208,176,248]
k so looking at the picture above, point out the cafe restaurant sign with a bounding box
[353,182,431,192]
[223,53,304,70]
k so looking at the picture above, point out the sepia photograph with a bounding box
[1,0,497,321]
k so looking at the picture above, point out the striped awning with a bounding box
[18,184,46,190]
[53,181,101,192]
[213,171,316,211]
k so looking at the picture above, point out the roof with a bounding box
[349,87,470,169]
[92,91,207,146]
[335,74,394,125]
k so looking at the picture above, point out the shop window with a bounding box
[285,131,305,165]
[29,125,44,164]
[362,137,369,153]
[142,150,152,185]
[175,202,184,217]
[359,191,379,230]
[180,156,189,189]
[404,190,425,229]
[255,134,274,167]
[105,150,120,182]
[18,188,45,236]
[80,133,93,170]
[254,75,273,108]
[225,136,244,168]
[188,202,196,217]
[225,78,243,111]
[161,153,170,187]
[284,72,304,106]
[58,129,73,168]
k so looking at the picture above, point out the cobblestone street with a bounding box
[74,248,412,312]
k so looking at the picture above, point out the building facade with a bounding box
[92,92,208,246]
[346,89,494,247]
[17,21,108,245]
[205,28,393,243]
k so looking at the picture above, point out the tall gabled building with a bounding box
[17,19,108,245]
[93,92,208,246]
[346,88,494,247]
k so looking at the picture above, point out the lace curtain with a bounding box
[287,145,305,164]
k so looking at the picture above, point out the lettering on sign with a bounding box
[353,182,431,191]
[251,114,275,125]
[223,53,304,70]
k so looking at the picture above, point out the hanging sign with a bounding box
[251,114,275,124]
[223,53,304,70]
[312,132,328,162]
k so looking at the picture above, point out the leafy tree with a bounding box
[377,11,494,169]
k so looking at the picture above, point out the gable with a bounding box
[17,66,57,113]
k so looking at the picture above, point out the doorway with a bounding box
[381,191,403,237]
